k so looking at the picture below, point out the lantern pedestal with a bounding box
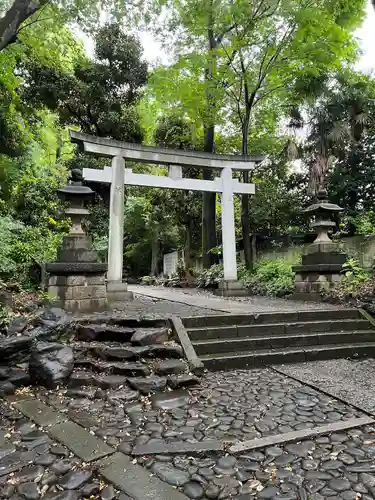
[291,190,346,300]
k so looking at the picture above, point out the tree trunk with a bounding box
[202,19,218,269]
[202,124,218,268]
[150,230,159,276]
[184,218,193,270]
[241,106,254,270]
[0,0,46,52]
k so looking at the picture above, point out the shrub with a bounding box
[196,264,224,288]
[242,257,297,297]
[0,215,66,288]
[328,258,371,302]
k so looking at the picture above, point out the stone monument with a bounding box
[46,169,108,312]
[292,189,346,300]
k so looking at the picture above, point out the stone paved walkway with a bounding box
[129,286,344,314]
[0,398,124,500]
[12,367,374,500]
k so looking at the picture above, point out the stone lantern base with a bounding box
[291,243,347,301]
[46,234,108,313]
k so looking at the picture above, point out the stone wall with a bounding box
[258,234,375,268]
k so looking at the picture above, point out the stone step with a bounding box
[75,324,136,342]
[199,341,375,370]
[188,319,373,341]
[73,342,183,361]
[74,359,151,377]
[192,330,375,355]
[182,308,360,328]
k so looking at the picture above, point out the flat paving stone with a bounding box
[132,439,223,456]
[13,400,67,426]
[49,421,114,462]
[100,452,188,500]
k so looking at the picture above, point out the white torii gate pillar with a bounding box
[107,156,133,302]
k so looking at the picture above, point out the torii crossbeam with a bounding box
[70,131,265,300]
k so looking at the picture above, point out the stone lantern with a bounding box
[292,189,347,299]
[46,169,108,312]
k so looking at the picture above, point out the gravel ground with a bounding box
[0,398,123,500]
[276,358,375,416]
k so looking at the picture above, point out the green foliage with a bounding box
[242,256,300,297]
[22,24,147,143]
[0,215,65,287]
[330,258,371,299]
[196,264,224,288]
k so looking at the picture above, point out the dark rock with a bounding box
[1,485,15,498]
[100,485,116,500]
[134,344,183,358]
[321,460,344,471]
[151,389,189,410]
[43,492,79,500]
[8,369,31,387]
[0,336,32,362]
[106,389,139,404]
[151,462,190,486]
[168,375,200,389]
[94,346,135,361]
[35,454,55,466]
[214,456,236,475]
[205,485,220,499]
[131,327,169,345]
[7,316,28,334]
[37,308,67,328]
[258,487,280,498]
[68,371,93,387]
[184,482,204,499]
[0,366,10,379]
[127,376,167,394]
[80,483,100,496]
[329,478,351,492]
[51,459,74,475]
[76,324,135,342]
[94,374,128,389]
[12,466,44,484]
[29,342,74,388]
[16,482,40,500]
[102,361,150,377]
[155,359,186,375]
[59,470,92,489]
[0,380,16,396]
[50,445,69,457]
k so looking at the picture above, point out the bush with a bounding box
[242,257,297,297]
[0,215,66,288]
[196,264,224,288]
[328,258,371,302]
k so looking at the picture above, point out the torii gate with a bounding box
[70,131,265,299]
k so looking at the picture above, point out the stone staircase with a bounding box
[68,317,199,394]
[182,308,375,370]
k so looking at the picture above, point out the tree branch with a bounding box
[0,0,50,52]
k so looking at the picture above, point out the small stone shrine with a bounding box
[292,189,346,300]
[46,169,108,311]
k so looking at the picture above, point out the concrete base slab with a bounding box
[107,281,134,302]
[100,452,188,500]
[214,280,249,297]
